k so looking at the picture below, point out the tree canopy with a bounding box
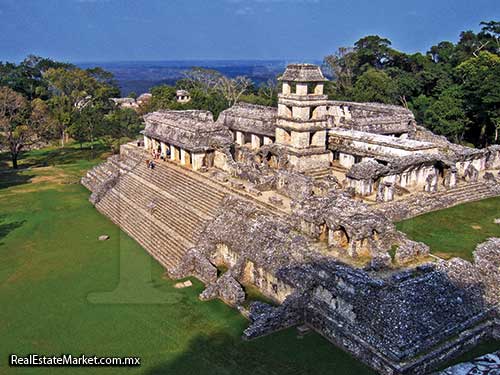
[0,56,136,168]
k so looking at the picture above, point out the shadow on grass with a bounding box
[0,170,35,190]
[143,333,305,375]
[0,215,26,246]
[0,142,110,190]
[144,330,376,375]
[15,143,109,169]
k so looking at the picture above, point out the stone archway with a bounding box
[329,226,350,250]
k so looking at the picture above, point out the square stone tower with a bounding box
[276,64,331,172]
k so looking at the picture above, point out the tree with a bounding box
[353,35,394,71]
[428,41,457,64]
[424,86,469,143]
[0,55,73,100]
[455,51,500,145]
[0,87,30,168]
[352,69,397,104]
[179,67,222,94]
[257,79,279,106]
[44,66,117,146]
[409,95,433,124]
[29,98,53,140]
[147,85,177,112]
[216,75,252,107]
[324,47,357,98]
[69,105,105,151]
[102,108,143,152]
[105,108,143,139]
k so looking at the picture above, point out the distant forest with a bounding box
[0,21,498,169]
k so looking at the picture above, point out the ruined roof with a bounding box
[217,102,277,137]
[388,153,453,172]
[346,154,455,180]
[346,160,390,180]
[292,191,395,241]
[143,110,232,152]
[176,90,190,96]
[412,126,488,162]
[279,259,488,358]
[199,196,315,272]
[329,129,438,152]
[279,64,327,83]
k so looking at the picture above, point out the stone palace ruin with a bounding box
[83,64,500,374]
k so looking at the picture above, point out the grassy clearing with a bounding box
[396,197,500,261]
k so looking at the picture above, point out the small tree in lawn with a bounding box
[69,104,105,154]
[0,87,30,169]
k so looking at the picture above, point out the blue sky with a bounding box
[0,0,498,63]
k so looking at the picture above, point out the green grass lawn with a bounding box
[0,144,377,374]
[396,197,500,261]
[0,144,497,374]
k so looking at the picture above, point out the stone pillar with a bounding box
[311,131,326,147]
[251,134,261,150]
[263,136,273,145]
[291,131,310,149]
[377,183,394,202]
[192,153,205,171]
[296,83,308,95]
[424,173,438,192]
[160,142,168,158]
[314,83,324,95]
[236,131,245,146]
[282,82,291,95]
[170,145,178,161]
[278,104,292,118]
[180,149,186,165]
[464,164,479,182]
[339,153,356,169]
[444,169,457,189]
[143,136,150,150]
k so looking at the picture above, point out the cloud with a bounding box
[229,0,319,16]
[235,6,255,15]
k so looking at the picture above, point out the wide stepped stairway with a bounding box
[83,148,227,271]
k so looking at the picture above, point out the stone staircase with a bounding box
[82,143,291,271]
[82,148,228,271]
[305,168,335,180]
[81,155,120,193]
[376,181,500,221]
